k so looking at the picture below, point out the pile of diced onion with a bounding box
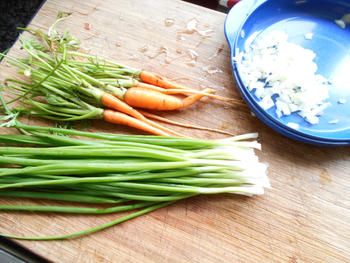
[236,30,330,125]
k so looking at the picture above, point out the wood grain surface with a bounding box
[0,0,349,262]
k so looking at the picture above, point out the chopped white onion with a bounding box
[328,119,339,124]
[338,98,346,104]
[304,33,313,40]
[287,122,300,129]
[237,30,330,125]
[335,19,346,29]
[184,18,198,34]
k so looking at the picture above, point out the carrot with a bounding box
[136,83,235,103]
[124,87,215,111]
[138,110,235,136]
[139,71,189,90]
[101,92,146,120]
[136,82,213,94]
[102,91,235,136]
[9,22,244,138]
[100,93,184,137]
[103,109,171,136]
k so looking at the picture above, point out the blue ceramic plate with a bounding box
[225,0,350,146]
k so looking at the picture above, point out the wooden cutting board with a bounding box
[0,0,349,262]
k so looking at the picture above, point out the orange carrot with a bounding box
[136,82,235,103]
[100,92,184,137]
[136,82,213,94]
[124,87,215,111]
[101,90,234,135]
[139,71,190,90]
[138,110,235,136]
[101,92,143,119]
[103,109,171,136]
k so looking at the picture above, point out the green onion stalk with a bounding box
[0,121,270,240]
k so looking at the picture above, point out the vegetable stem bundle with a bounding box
[0,124,269,240]
[1,15,239,136]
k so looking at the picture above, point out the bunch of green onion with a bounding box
[0,123,269,240]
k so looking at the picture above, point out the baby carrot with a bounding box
[124,87,215,111]
[138,110,235,136]
[102,109,171,136]
[100,93,184,137]
[139,71,189,90]
[136,82,234,103]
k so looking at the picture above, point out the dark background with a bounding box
[0,0,228,53]
[0,0,45,53]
